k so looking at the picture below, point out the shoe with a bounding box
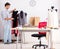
[4,42,9,44]
[8,42,12,44]
[8,42,13,44]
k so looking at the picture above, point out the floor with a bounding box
[0,43,48,49]
[0,42,60,49]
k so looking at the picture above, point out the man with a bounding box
[1,2,16,44]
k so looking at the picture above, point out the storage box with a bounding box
[34,17,40,26]
[29,17,35,26]
[29,17,40,26]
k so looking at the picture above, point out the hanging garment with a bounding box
[12,11,18,27]
[12,11,18,36]
[18,11,27,26]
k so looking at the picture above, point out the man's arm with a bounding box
[5,18,14,20]
[1,10,14,21]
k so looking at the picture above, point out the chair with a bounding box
[31,22,48,49]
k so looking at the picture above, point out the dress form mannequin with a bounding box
[48,6,59,28]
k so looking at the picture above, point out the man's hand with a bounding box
[5,18,14,20]
[10,8,16,13]
[10,18,14,20]
[13,8,16,11]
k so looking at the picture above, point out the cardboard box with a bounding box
[29,17,35,26]
[34,17,40,26]
[29,17,40,26]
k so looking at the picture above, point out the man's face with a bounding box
[5,5,10,9]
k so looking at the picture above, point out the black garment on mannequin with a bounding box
[12,11,18,27]
[12,11,18,37]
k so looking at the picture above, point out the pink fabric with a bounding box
[38,22,47,34]
[11,21,18,34]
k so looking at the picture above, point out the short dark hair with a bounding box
[5,2,11,6]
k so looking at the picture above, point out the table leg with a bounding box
[20,31,22,49]
[48,31,52,49]
[24,32,25,43]
[16,30,22,49]
[16,31,19,49]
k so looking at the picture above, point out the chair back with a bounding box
[38,22,47,34]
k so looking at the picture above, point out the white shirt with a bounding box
[1,8,11,26]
